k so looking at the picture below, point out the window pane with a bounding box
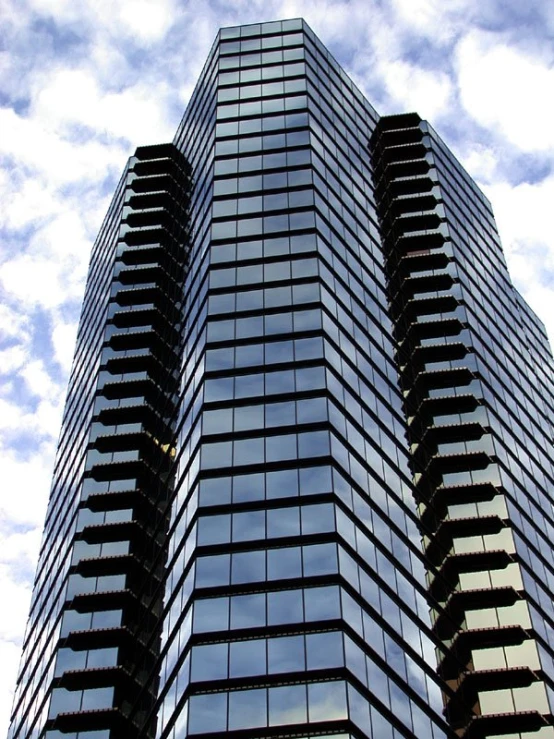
[306,632,344,669]
[231,550,266,583]
[188,693,228,733]
[267,546,301,580]
[231,592,266,629]
[268,634,305,673]
[308,680,348,722]
[230,639,267,678]
[268,684,307,726]
[228,688,267,730]
[191,643,228,682]
[193,597,229,633]
[304,585,341,621]
[232,510,266,541]
[267,589,303,625]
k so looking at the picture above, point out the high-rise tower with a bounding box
[8,18,554,739]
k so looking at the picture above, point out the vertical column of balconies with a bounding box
[46,144,189,738]
[370,115,549,738]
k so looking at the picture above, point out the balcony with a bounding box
[104,352,175,383]
[410,367,474,401]
[393,248,449,277]
[409,340,467,369]
[394,228,446,253]
[397,294,459,324]
[72,553,142,578]
[462,709,550,738]
[47,707,133,735]
[429,549,514,601]
[400,271,454,297]
[447,666,540,727]
[421,421,487,447]
[63,625,134,651]
[378,141,428,165]
[69,587,138,612]
[433,586,521,639]
[84,488,160,516]
[79,519,147,545]
[54,664,137,692]
[425,449,492,477]
[401,317,465,347]
[438,624,530,680]
[96,401,165,427]
[418,481,499,526]
[425,514,506,566]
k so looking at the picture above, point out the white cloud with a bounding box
[31,68,176,144]
[456,31,554,152]
[481,175,554,341]
[379,59,453,120]
[51,320,78,373]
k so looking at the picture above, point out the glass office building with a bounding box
[8,18,554,739]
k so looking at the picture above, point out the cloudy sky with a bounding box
[1,0,553,731]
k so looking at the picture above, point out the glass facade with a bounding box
[8,18,554,739]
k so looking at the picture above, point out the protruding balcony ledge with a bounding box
[421,421,487,446]
[402,317,466,346]
[425,514,506,565]
[107,330,179,359]
[414,393,480,422]
[113,284,168,307]
[84,488,160,515]
[53,665,135,691]
[99,377,161,401]
[433,586,521,639]
[447,667,540,726]
[397,294,459,323]
[378,157,431,181]
[388,174,435,197]
[117,262,180,288]
[47,707,133,734]
[394,228,446,252]
[121,225,179,248]
[71,553,141,578]
[399,271,454,297]
[110,311,179,344]
[130,171,182,194]
[131,156,178,177]
[425,450,492,476]
[438,624,530,679]
[374,111,423,132]
[119,243,181,270]
[69,588,137,612]
[386,212,443,240]
[92,430,152,453]
[63,625,134,650]
[124,205,169,227]
[110,304,166,328]
[104,351,175,381]
[461,710,550,738]
[127,189,177,212]
[96,401,168,427]
[86,458,158,483]
[429,549,514,600]
[374,124,423,147]
[385,192,438,218]
[405,344,468,379]
[415,481,498,518]
[92,430,173,458]
[393,249,449,277]
[79,519,146,545]
[378,141,428,164]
